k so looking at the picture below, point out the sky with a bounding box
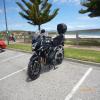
[0,0,100,32]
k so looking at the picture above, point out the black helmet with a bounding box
[57,23,67,34]
[41,29,45,33]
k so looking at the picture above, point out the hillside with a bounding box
[0,29,100,35]
[66,29,100,34]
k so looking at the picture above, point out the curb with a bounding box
[7,48,32,54]
[7,48,100,67]
[64,57,100,67]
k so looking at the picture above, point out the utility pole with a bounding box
[3,0,9,45]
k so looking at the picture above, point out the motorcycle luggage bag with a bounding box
[53,35,64,46]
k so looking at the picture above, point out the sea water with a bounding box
[65,31,100,38]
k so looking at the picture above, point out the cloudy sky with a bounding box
[0,0,100,31]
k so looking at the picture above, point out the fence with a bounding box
[15,33,32,43]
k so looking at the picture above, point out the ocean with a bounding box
[65,31,100,38]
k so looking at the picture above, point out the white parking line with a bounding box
[0,67,27,81]
[0,54,25,64]
[65,68,93,100]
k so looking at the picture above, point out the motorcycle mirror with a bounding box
[57,23,67,34]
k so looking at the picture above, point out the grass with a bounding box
[7,43,100,63]
[64,48,100,63]
[7,43,32,52]
[65,39,100,46]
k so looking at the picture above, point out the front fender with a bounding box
[30,53,38,62]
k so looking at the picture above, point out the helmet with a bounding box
[57,23,67,34]
[41,29,45,34]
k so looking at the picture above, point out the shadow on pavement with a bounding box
[26,64,58,82]
[0,49,5,53]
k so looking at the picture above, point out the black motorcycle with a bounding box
[27,23,67,80]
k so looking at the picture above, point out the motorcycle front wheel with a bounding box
[27,60,41,80]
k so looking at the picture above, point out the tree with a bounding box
[79,0,100,17]
[16,0,59,31]
[0,33,3,39]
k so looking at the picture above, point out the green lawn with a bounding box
[64,48,100,63]
[7,43,100,63]
[7,43,32,52]
[65,39,100,46]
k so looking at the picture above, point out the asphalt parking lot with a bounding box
[0,50,100,100]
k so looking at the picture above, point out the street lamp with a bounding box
[3,0,9,45]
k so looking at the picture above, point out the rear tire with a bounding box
[27,60,41,80]
[55,47,64,64]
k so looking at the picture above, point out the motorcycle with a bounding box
[27,23,67,80]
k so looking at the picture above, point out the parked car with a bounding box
[0,40,6,52]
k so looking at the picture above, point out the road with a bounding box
[0,50,100,100]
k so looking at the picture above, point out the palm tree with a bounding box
[79,0,100,17]
[16,0,59,31]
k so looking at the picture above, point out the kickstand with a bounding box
[53,64,56,70]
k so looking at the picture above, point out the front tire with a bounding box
[27,60,41,80]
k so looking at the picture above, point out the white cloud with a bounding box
[9,22,28,28]
[6,7,19,13]
[68,23,100,31]
[78,16,99,20]
[53,0,57,2]
[7,0,19,2]
[6,0,12,2]
[53,0,80,5]
[7,22,37,31]
[0,9,3,14]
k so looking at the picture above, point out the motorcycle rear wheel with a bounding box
[55,48,64,64]
[27,61,41,80]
